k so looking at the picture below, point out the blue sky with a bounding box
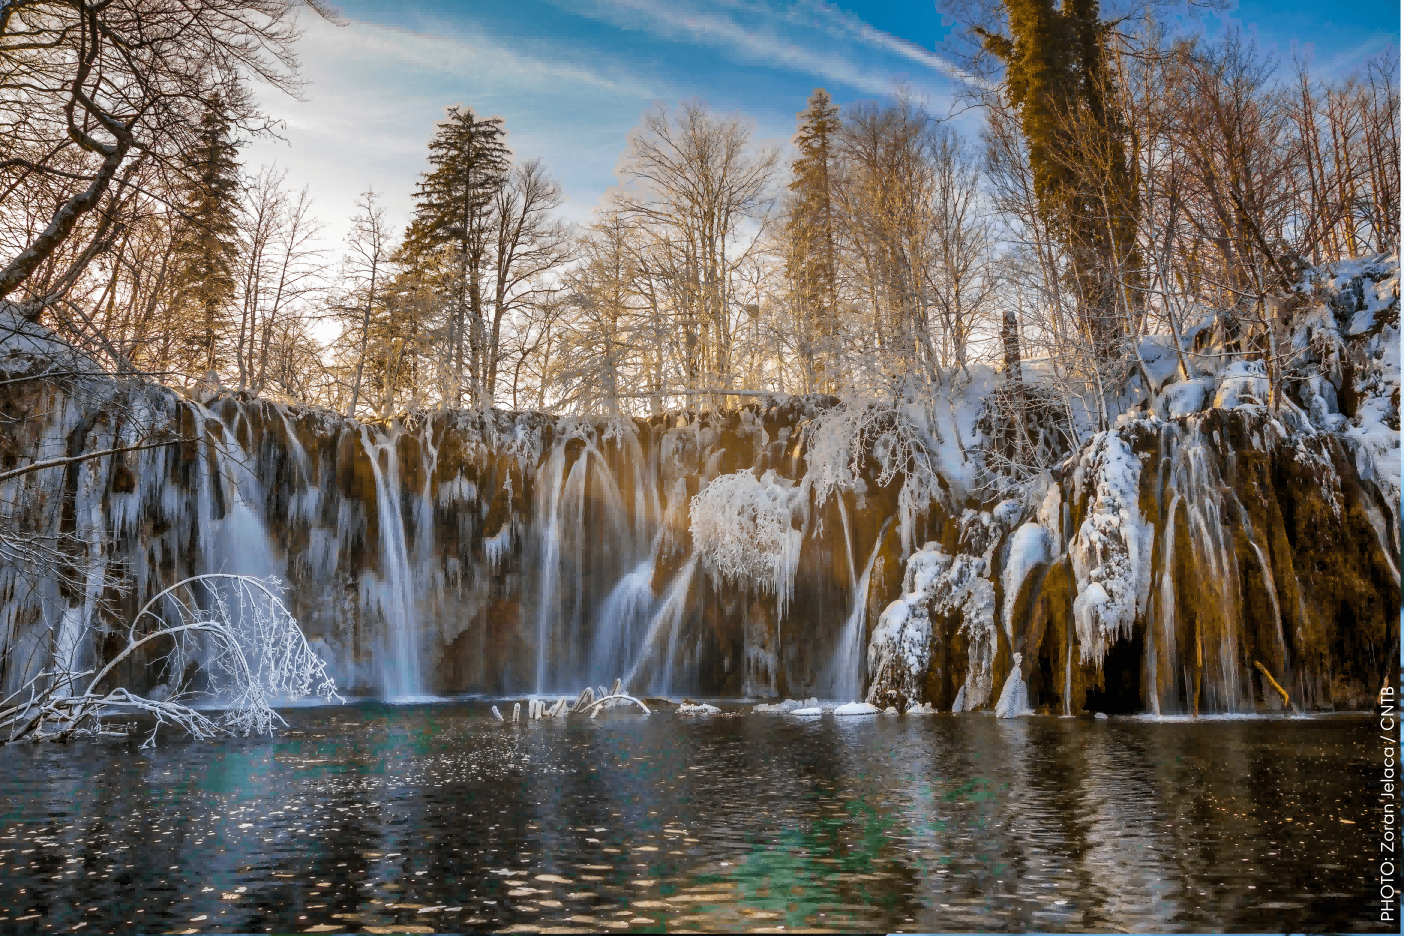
[244,0,1400,259]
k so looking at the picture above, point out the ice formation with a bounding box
[1068,432,1153,669]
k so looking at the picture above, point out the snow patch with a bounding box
[833,701,880,715]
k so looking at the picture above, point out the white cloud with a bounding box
[311,14,661,100]
[551,0,982,102]
[790,0,993,91]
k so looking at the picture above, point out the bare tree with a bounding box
[339,189,394,419]
[613,101,780,406]
[924,128,999,382]
[233,164,324,396]
[0,0,334,318]
[486,160,573,405]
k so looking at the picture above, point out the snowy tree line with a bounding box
[1,0,1397,428]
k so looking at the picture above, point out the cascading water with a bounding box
[531,427,657,693]
[358,424,422,701]
[626,557,699,696]
[831,516,892,702]
[1153,419,1250,714]
[532,439,567,695]
[590,560,657,683]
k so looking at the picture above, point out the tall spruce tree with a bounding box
[170,95,242,379]
[401,105,511,406]
[786,89,843,393]
[975,0,1138,361]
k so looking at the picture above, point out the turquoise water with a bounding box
[0,705,1387,932]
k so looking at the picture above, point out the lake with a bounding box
[0,703,1387,933]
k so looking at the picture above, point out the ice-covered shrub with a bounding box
[689,468,803,614]
[1,574,340,746]
[802,397,946,556]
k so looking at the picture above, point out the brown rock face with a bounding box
[0,356,1395,711]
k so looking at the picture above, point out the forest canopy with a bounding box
[0,0,1397,433]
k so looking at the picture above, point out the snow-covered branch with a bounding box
[1,574,340,746]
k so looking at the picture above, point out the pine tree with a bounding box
[976,0,1138,361]
[786,88,842,393]
[400,106,511,406]
[170,95,242,379]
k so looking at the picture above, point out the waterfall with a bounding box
[589,560,656,684]
[533,440,567,694]
[626,557,699,697]
[1,325,1392,713]
[359,424,422,700]
[832,517,892,703]
[198,421,279,582]
[1248,540,1286,664]
[532,435,641,693]
[1163,420,1246,713]
[1151,493,1182,716]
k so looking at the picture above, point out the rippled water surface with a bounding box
[0,704,1387,933]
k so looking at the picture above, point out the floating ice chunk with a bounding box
[677,702,721,715]
[752,699,802,713]
[789,707,823,716]
[833,702,880,716]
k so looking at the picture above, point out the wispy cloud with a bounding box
[307,13,664,102]
[790,0,993,91]
[553,0,972,101]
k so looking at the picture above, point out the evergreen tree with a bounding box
[170,95,243,378]
[976,0,1138,360]
[400,106,511,406]
[786,88,842,393]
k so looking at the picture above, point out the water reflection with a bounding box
[0,705,1385,933]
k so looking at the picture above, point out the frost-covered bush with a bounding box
[689,468,803,613]
[1068,432,1152,668]
[802,397,949,556]
[1,574,340,746]
[973,381,1076,493]
[803,398,939,506]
